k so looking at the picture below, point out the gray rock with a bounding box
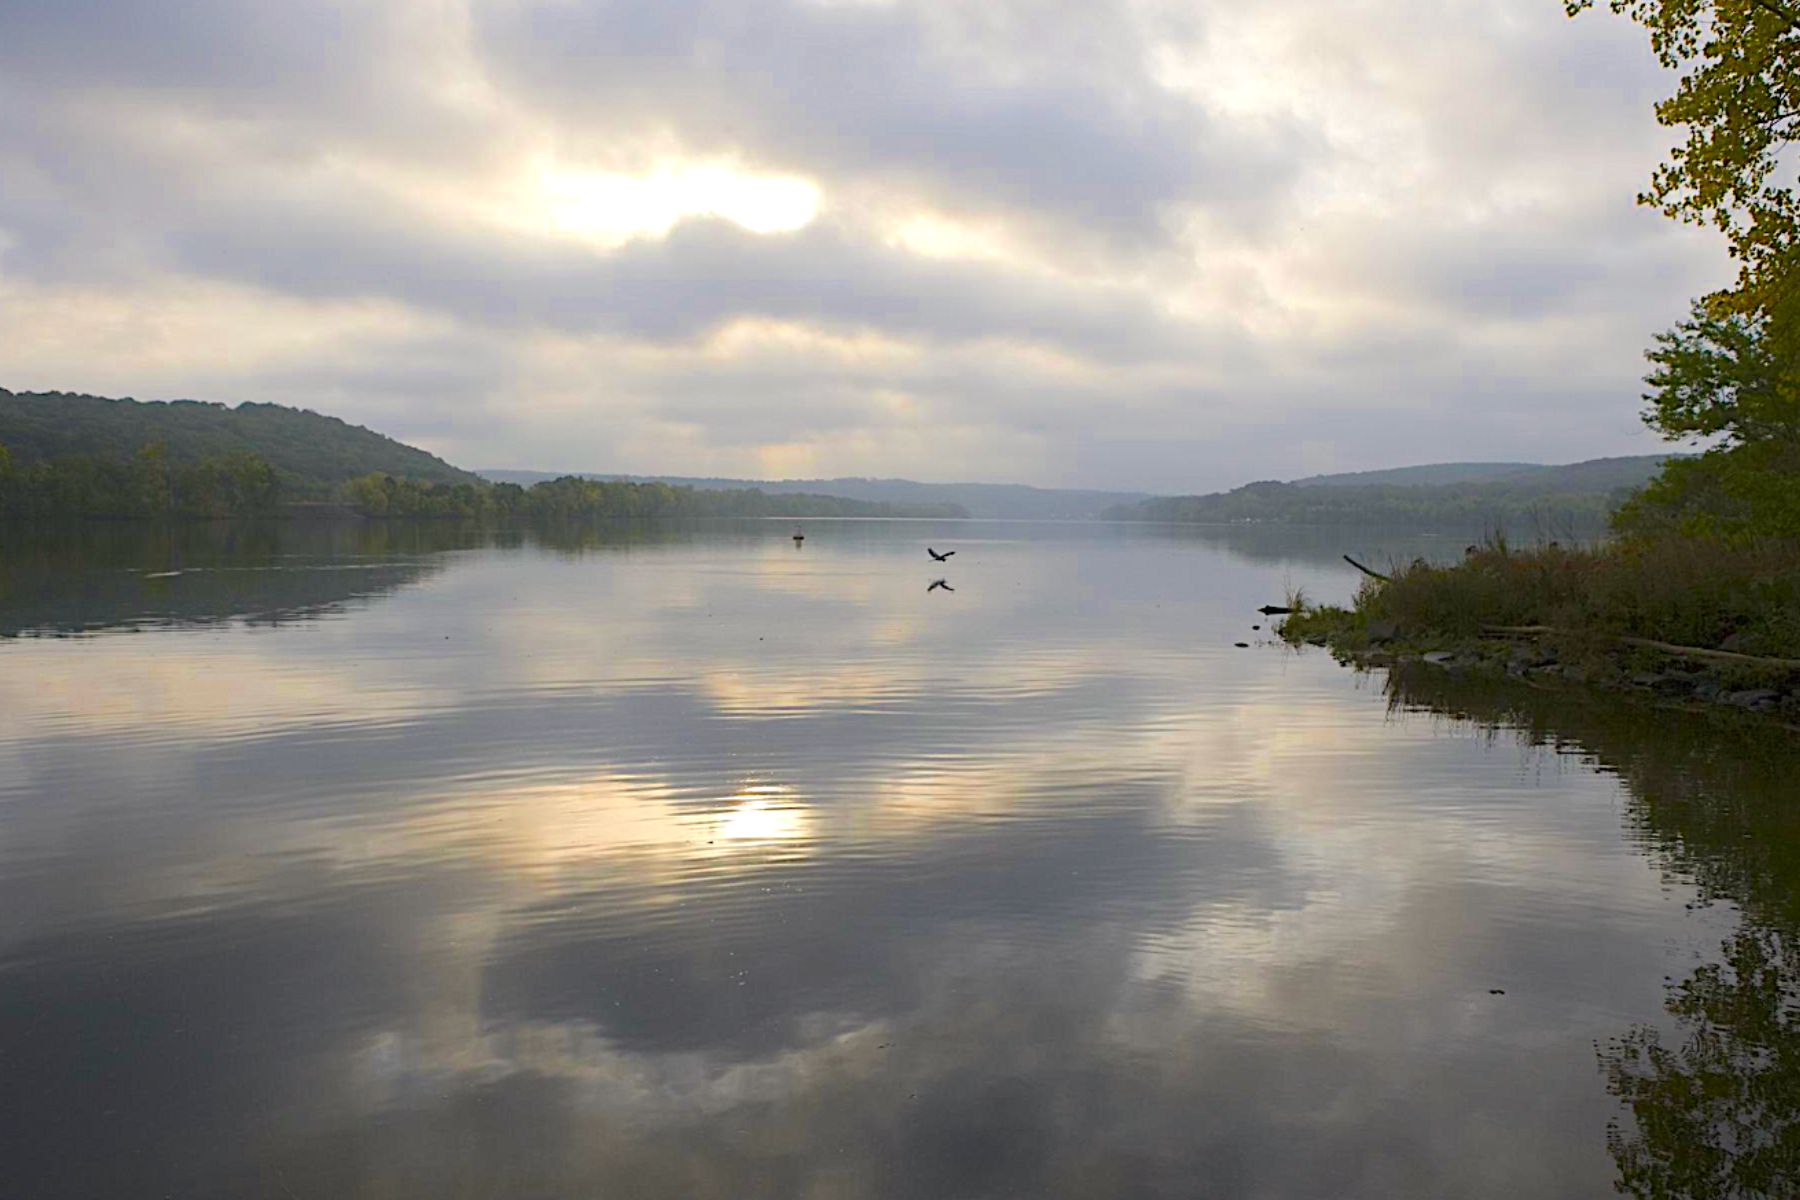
[1694,679,1725,701]
[1422,651,1456,665]
[1725,688,1782,709]
[1305,634,1328,647]
[1629,672,1664,689]
[1365,619,1399,645]
[1719,632,1747,653]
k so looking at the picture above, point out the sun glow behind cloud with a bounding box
[0,0,1731,488]
[540,164,821,244]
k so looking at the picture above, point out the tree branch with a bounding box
[1343,554,1391,582]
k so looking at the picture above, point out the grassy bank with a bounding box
[1277,535,1800,711]
[1287,535,1800,657]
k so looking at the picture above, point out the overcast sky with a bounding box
[0,0,1729,492]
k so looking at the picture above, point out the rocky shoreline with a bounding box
[1287,622,1800,725]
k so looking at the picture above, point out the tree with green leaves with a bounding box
[1643,299,1800,447]
[1612,299,1800,538]
[1568,0,1800,311]
[1600,926,1800,1199]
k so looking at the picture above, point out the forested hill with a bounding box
[1291,456,1672,491]
[479,470,1149,519]
[1104,456,1678,526]
[0,389,479,493]
[1291,462,1543,488]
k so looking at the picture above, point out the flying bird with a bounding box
[928,547,954,561]
[927,579,954,593]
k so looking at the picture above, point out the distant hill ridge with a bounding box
[0,388,480,494]
[1292,462,1543,488]
[1292,456,1674,491]
[479,470,1150,520]
[1105,455,1680,526]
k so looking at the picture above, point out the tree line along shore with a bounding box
[0,440,965,522]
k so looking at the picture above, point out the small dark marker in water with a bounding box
[1489,989,1505,995]
[1234,642,1249,648]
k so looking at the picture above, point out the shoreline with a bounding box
[1281,610,1800,728]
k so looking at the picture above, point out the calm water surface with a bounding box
[1,520,1794,1198]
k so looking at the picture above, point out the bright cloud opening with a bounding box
[541,164,821,244]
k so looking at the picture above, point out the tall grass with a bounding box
[1360,535,1800,658]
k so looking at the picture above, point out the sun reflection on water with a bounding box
[707,785,812,847]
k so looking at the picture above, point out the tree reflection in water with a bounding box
[1381,665,1800,1198]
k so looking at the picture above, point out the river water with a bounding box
[1,519,1793,1198]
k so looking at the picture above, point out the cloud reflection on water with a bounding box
[0,520,1716,1198]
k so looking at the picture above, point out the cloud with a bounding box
[471,0,1312,246]
[0,0,1735,490]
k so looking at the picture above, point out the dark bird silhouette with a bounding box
[928,547,954,562]
[1256,605,1292,616]
[927,579,954,593]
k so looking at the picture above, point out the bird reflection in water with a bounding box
[926,579,953,593]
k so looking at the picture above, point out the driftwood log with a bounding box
[1343,555,1391,582]
[1481,624,1800,671]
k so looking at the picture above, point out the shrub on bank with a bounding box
[1288,536,1800,661]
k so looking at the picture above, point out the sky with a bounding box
[0,0,1731,493]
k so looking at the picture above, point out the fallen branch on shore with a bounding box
[1481,625,1800,671]
[1342,555,1391,582]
